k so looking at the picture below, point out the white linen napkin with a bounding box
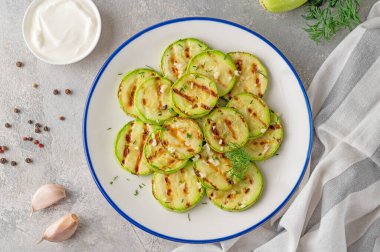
[173,1,380,251]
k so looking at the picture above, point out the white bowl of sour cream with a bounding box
[22,0,101,65]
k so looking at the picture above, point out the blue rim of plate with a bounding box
[83,17,313,244]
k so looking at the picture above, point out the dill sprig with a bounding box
[225,147,251,180]
[303,0,361,42]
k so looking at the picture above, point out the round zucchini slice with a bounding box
[206,162,263,212]
[152,163,204,212]
[203,107,249,153]
[187,50,237,96]
[161,38,209,82]
[244,111,283,161]
[134,76,177,125]
[114,120,155,175]
[226,52,268,99]
[171,73,218,118]
[160,117,203,159]
[227,93,270,139]
[117,68,160,117]
[194,145,239,190]
[144,130,189,174]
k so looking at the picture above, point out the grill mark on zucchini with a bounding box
[209,121,224,144]
[121,124,134,165]
[201,104,211,110]
[165,125,187,148]
[173,88,195,102]
[194,169,218,189]
[184,47,190,59]
[224,119,237,140]
[192,81,218,97]
[129,86,136,106]
[155,80,163,110]
[247,108,268,128]
[236,60,242,71]
[134,125,149,173]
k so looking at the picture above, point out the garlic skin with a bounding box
[38,213,79,243]
[32,184,66,212]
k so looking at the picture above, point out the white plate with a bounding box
[83,17,312,243]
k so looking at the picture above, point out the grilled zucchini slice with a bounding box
[161,38,209,82]
[152,163,204,212]
[226,52,268,99]
[203,107,249,153]
[227,93,270,139]
[144,130,189,174]
[114,120,155,175]
[171,73,218,118]
[206,162,263,211]
[134,76,177,125]
[187,50,237,96]
[117,69,160,117]
[194,145,239,190]
[160,117,203,159]
[244,111,283,161]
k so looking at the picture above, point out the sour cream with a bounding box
[23,0,101,64]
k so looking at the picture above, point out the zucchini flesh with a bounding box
[161,38,209,82]
[144,130,189,174]
[114,120,155,175]
[187,50,237,96]
[194,145,239,190]
[244,112,283,161]
[171,73,218,118]
[227,93,270,139]
[160,117,203,159]
[203,107,249,153]
[152,163,204,212]
[117,69,160,117]
[134,76,177,125]
[206,162,263,211]
[226,52,268,99]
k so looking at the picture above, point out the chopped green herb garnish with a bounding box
[187,213,191,221]
[304,0,361,42]
[142,183,145,186]
[139,184,143,189]
[181,199,184,203]
[226,146,251,180]
[168,108,174,113]
[186,133,192,139]
[145,65,155,70]
[110,175,119,185]
[224,55,227,60]
[118,73,123,75]
[256,70,268,79]
[275,153,279,156]
[198,43,203,48]
[107,127,112,130]
[134,190,139,196]
[201,202,207,205]
[126,178,130,181]
[192,65,199,70]
[178,44,183,48]
[133,140,137,145]
[195,74,200,79]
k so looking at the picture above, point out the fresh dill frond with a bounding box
[225,147,251,180]
[303,0,361,42]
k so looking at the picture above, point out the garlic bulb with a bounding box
[32,184,66,212]
[38,213,79,243]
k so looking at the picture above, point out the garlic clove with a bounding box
[38,213,79,244]
[31,184,66,213]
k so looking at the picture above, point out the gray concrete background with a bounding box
[0,0,377,251]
